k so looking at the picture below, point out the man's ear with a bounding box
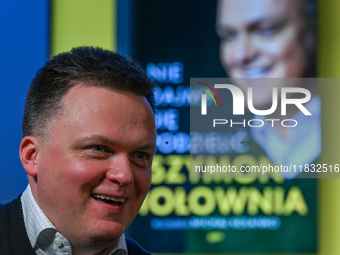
[19,136,40,177]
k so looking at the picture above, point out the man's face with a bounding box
[217,0,307,79]
[29,84,156,250]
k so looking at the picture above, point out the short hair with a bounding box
[22,46,156,139]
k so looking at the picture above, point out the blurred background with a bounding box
[0,0,339,254]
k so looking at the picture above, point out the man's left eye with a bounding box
[92,145,106,152]
[135,152,147,160]
[256,22,284,37]
[131,152,150,168]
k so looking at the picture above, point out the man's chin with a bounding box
[89,221,126,243]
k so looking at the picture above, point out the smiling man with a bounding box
[0,47,157,255]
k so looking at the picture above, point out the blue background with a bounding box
[0,1,49,203]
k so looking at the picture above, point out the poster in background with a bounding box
[119,0,318,253]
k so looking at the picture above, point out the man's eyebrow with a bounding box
[247,16,287,28]
[215,23,236,38]
[81,134,117,145]
[216,15,288,34]
[138,142,157,153]
[79,134,157,152]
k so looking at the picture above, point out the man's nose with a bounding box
[106,155,134,186]
[233,33,257,65]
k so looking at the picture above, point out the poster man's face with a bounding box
[216,0,308,80]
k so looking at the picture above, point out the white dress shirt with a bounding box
[21,184,128,255]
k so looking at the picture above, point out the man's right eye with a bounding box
[82,145,112,160]
[256,21,285,37]
[220,32,237,43]
[87,145,111,155]
[92,145,106,153]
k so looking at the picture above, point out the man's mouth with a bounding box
[243,66,272,78]
[92,193,127,206]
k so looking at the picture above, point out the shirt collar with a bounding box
[21,184,127,255]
